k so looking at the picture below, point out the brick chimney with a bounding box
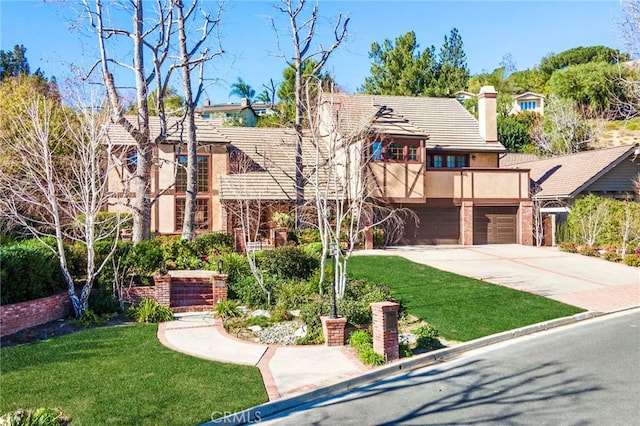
[478,86,498,143]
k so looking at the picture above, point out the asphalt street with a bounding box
[262,310,640,425]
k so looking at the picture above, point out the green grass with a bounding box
[349,256,584,342]
[0,324,267,425]
[604,117,640,131]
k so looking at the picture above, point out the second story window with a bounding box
[427,153,468,169]
[370,140,420,162]
[519,100,537,110]
[176,155,209,192]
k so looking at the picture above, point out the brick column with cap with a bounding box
[371,301,400,362]
[321,316,347,346]
[211,273,228,304]
[153,275,172,307]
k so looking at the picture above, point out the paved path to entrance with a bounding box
[359,245,639,313]
[158,312,367,401]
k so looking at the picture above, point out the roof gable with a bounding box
[508,144,638,199]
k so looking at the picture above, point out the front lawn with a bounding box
[0,324,267,425]
[349,256,584,342]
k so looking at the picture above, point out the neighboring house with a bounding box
[454,90,475,105]
[107,86,534,246]
[511,92,545,115]
[196,98,266,127]
[506,144,640,244]
[500,153,541,167]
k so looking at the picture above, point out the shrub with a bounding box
[414,324,444,351]
[340,279,394,326]
[0,407,69,426]
[0,239,67,305]
[558,241,577,253]
[348,329,385,366]
[372,227,385,248]
[301,242,324,260]
[128,298,174,323]
[272,279,316,310]
[296,228,321,244]
[623,254,640,267]
[68,309,107,327]
[229,276,269,308]
[602,251,622,263]
[127,240,164,284]
[577,245,599,257]
[88,288,121,315]
[215,300,241,320]
[192,232,233,256]
[299,297,329,339]
[216,252,251,286]
[259,246,319,280]
[399,342,413,358]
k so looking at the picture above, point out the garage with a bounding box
[400,206,460,245]
[473,206,518,244]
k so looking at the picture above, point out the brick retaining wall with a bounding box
[0,293,72,338]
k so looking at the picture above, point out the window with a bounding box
[125,150,137,174]
[175,198,210,230]
[427,153,469,169]
[370,140,420,162]
[176,155,209,192]
[371,141,383,160]
[519,100,537,110]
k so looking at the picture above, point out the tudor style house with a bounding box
[106,86,533,246]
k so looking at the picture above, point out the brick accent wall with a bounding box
[461,201,474,245]
[0,293,72,337]
[154,275,171,307]
[371,301,400,362]
[519,201,534,246]
[321,316,347,346]
[270,227,288,247]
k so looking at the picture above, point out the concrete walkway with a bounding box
[158,312,367,400]
[359,245,640,313]
[158,245,638,407]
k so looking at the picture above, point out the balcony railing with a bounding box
[370,163,530,201]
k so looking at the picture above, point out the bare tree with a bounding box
[171,0,224,240]
[532,96,602,156]
[0,93,127,317]
[221,150,273,305]
[302,81,409,299]
[270,0,349,227]
[81,0,174,243]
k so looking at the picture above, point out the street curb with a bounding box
[202,311,601,425]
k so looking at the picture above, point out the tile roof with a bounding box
[327,94,506,152]
[106,116,229,145]
[506,145,638,199]
[216,127,327,200]
[500,153,542,167]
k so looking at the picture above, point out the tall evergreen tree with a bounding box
[0,45,31,80]
[360,31,436,96]
[434,28,469,96]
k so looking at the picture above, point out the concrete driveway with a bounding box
[366,245,639,313]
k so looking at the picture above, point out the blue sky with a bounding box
[0,1,625,104]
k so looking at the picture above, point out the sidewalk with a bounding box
[157,312,367,400]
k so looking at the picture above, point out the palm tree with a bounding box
[229,77,255,103]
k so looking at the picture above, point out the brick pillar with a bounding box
[321,316,347,346]
[272,227,288,247]
[519,200,534,246]
[364,227,374,250]
[211,274,228,304]
[153,275,172,307]
[371,301,400,362]
[461,201,474,245]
